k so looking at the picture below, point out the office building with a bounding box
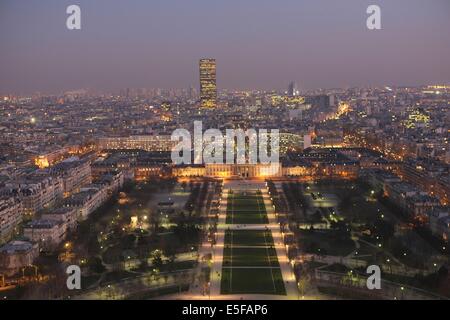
[199,58,217,108]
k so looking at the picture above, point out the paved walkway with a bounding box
[260,187,299,299]
[209,189,227,297]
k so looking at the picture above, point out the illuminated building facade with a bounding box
[172,165,206,177]
[171,160,357,180]
[172,163,282,178]
[282,165,312,178]
[205,163,281,178]
[34,147,69,169]
[270,94,305,107]
[199,59,217,108]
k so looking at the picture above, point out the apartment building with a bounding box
[0,240,39,276]
[3,175,63,215]
[97,135,176,152]
[47,159,92,196]
[63,185,109,219]
[23,219,66,252]
[41,207,78,232]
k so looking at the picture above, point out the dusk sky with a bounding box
[1,0,449,94]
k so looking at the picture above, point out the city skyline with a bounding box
[0,0,449,303]
[1,0,450,95]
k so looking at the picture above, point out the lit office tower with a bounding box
[288,81,299,96]
[199,58,217,108]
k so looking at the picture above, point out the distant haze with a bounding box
[1,0,450,94]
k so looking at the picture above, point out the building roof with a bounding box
[0,240,36,254]
[24,219,61,229]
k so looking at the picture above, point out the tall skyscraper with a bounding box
[199,58,217,108]
[288,81,299,96]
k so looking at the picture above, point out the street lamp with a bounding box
[208,281,211,300]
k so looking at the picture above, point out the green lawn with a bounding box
[220,267,286,295]
[223,247,280,267]
[224,230,274,247]
[220,189,286,296]
[226,212,269,224]
[227,200,265,211]
[226,192,268,224]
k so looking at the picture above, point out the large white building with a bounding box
[172,164,283,178]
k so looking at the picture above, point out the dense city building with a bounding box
[0,196,22,244]
[0,62,449,302]
[199,58,217,109]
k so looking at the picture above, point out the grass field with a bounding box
[223,247,280,267]
[224,230,274,247]
[221,191,286,295]
[226,191,269,224]
[220,268,286,295]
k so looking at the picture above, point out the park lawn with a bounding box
[226,191,266,213]
[225,211,269,224]
[220,267,286,295]
[221,189,286,296]
[228,203,263,211]
[224,230,274,247]
[222,247,279,267]
[227,192,263,201]
[226,192,268,224]
[227,199,264,210]
[230,195,261,200]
